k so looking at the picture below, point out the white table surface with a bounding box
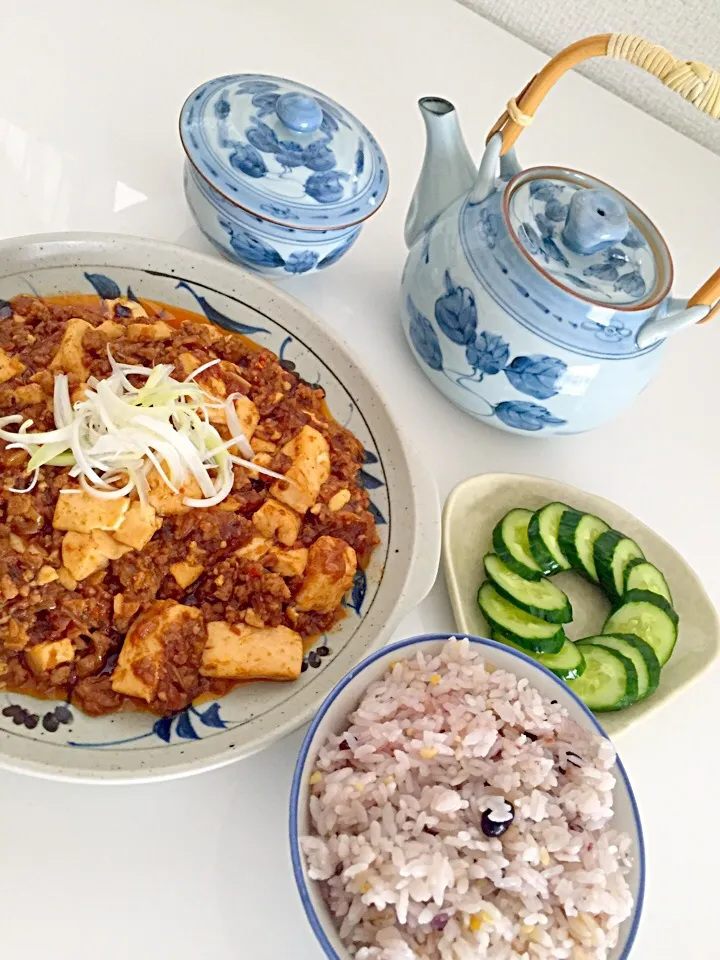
[1,1,718,957]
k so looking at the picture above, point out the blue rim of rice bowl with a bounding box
[288,632,645,960]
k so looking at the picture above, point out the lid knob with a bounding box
[276,92,322,134]
[562,189,630,255]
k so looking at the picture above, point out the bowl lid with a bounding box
[506,168,672,309]
[180,74,389,230]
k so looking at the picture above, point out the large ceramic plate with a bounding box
[443,473,719,737]
[0,233,440,782]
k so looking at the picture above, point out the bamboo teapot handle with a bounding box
[487,33,720,321]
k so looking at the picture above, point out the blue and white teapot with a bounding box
[401,33,720,434]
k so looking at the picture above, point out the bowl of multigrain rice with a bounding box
[289,634,644,960]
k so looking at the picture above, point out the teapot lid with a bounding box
[506,168,672,309]
[180,74,389,230]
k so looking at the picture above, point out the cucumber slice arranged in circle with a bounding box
[528,502,572,575]
[603,597,678,666]
[477,582,565,653]
[492,508,543,581]
[583,633,660,701]
[624,559,673,604]
[594,530,644,602]
[491,630,586,681]
[484,554,572,624]
[478,499,678,713]
[621,588,678,625]
[570,642,639,711]
[558,509,610,582]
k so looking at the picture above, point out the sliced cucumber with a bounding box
[483,554,572,624]
[584,633,660,701]
[603,597,678,666]
[621,588,679,626]
[491,629,585,681]
[594,530,645,601]
[528,502,572,575]
[570,643,639,711]
[624,560,672,604]
[558,509,610,582]
[478,582,565,653]
[492,509,543,581]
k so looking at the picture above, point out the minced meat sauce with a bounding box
[0,295,379,717]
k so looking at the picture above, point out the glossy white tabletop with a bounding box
[1,1,718,957]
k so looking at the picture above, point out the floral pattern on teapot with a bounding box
[401,169,668,435]
[406,271,567,432]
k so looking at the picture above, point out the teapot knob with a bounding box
[562,189,629,255]
[276,92,323,134]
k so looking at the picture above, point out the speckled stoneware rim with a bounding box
[0,232,440,783]
[289,633,645,960]
[443,472,720,738]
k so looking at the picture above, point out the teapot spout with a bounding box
[636,298,710,349]
[404,98,476,249]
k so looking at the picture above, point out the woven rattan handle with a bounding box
[487,33,720,321]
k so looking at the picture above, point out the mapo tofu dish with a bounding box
[0,295,379,717]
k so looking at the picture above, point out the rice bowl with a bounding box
[289,634,644,960]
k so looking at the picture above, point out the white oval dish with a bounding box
[443,472,719,737]
[289,633,645,960]
[0,233,440,782]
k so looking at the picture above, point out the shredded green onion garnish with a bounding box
[0,349,286,507]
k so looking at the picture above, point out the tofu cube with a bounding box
[61,532,109,581]
[244,609,266,628]
[15,383,45,406]
[194,364,247,425]
[175,351,200,379]
[53,490,130,533]
[146,468,202,516]
[169,561,204,588]
[114,501,162,550]
[49,317,92,379]
[127,321,174,341]
[111,600,204,702]
[235,536,271,561]
[294,536,357,613]
[36,565,59,585]
[0,348,26,384]
[200,621,303,681]
[267,546,309,578]
[328,489,351,512]
[91,530,133,560]
[251,437,277,454]
[26,638,75,675]
[95,320,125,340]
[252,498,301,546]
[270,425,330,514]
[233,394,259,440]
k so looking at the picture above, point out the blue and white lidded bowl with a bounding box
[180,74,389,277]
